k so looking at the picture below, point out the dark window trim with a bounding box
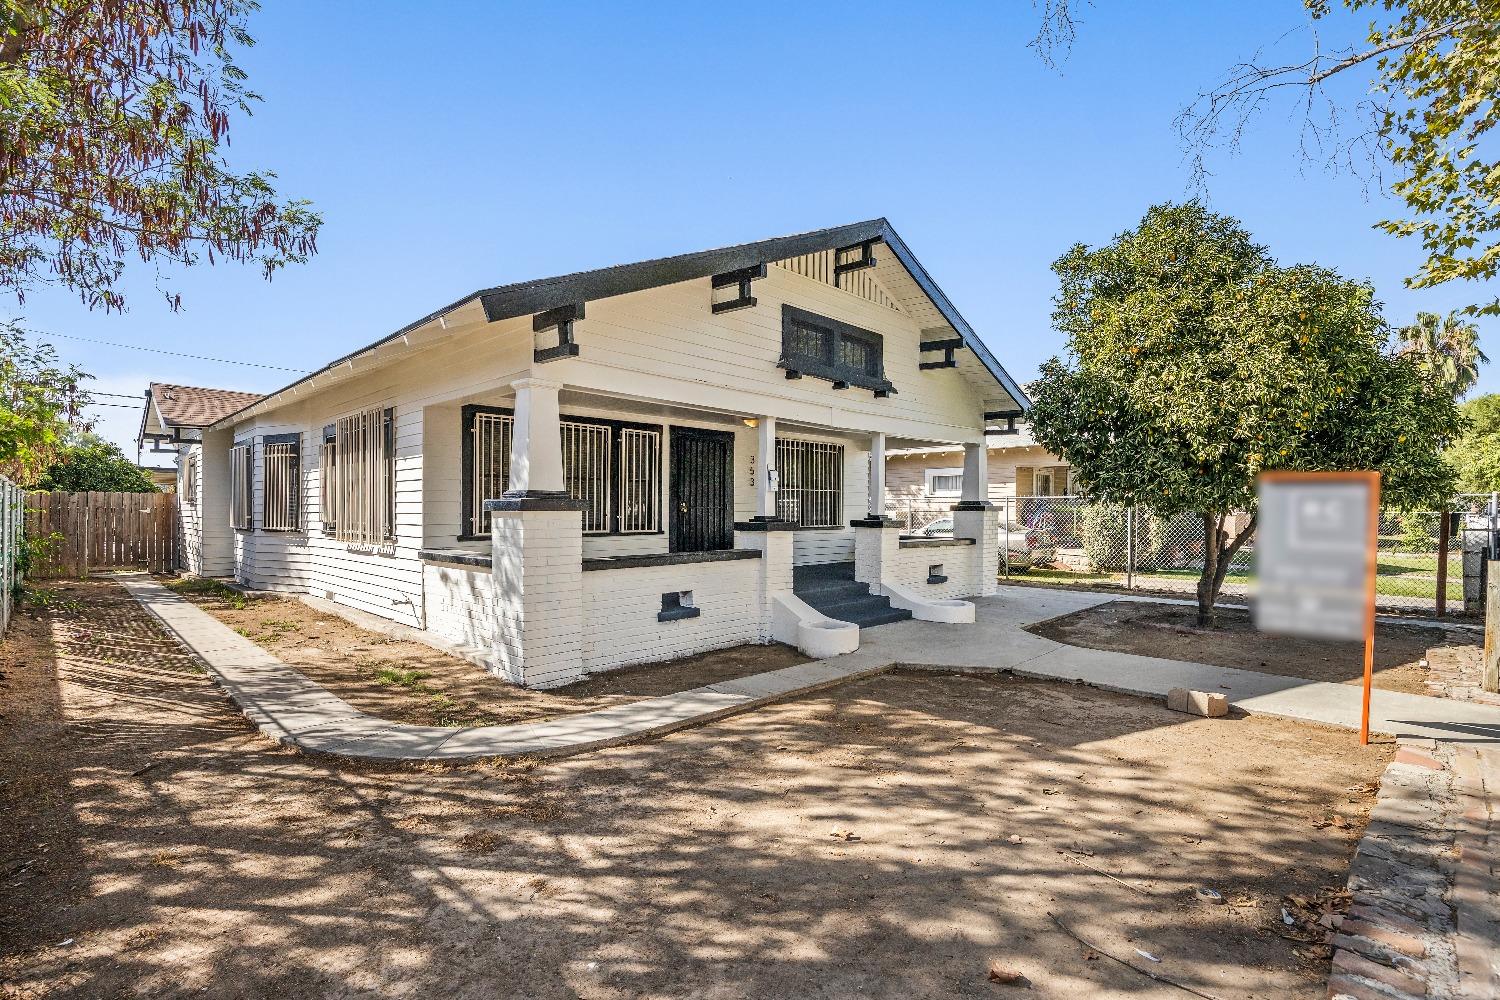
[382,407,395,542]
[774,436,846,530]
[231,439,253,532]
[321,408,396,543]
[459,405,666,541]
[778,304,895,395]
[320,423,336,536]
[260,431,304,533]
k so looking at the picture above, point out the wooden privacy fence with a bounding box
[25,491,178,578]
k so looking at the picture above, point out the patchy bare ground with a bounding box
[1,579,1390,999]
[1030,600,1462,695]
[163,577,807,727]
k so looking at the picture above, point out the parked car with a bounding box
[916,515,1039,570]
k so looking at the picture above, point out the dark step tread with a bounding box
[793,582,872,599]
[806,595,899,618]
[857,609,913,628]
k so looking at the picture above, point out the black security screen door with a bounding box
[669,427,735,552]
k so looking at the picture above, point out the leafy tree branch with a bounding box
[0,0,321,311]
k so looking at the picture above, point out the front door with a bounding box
[669,426,735,552]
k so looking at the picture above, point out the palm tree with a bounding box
[1394,311,1489,397]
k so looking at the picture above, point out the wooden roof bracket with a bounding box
[832,239,878,287]
[533,303,584,363]
[710,264,765,314]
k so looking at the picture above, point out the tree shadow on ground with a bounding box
[1030,599,1463,694]
[0,580,1389,999]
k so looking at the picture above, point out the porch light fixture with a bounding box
[742,418,758,428]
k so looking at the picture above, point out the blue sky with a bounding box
[12,1,1494,457]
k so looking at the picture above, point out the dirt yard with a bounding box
[163,577,808,727]
[1030,599,1462,695]
[1,580,1391,999]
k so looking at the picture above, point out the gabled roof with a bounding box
[149,383,264,428]
[138,382,264,448]
[210,219,1030,430]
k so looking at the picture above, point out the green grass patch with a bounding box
[373,665,428,690]
[165,577,249,610]
[256,618,300,641]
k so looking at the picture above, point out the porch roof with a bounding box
[207,220,1030,432]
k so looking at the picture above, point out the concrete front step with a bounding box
[792,561,911,628]
[810,596,913,628]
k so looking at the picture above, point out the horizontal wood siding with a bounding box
[224,315,533,626]
[558,266,986,444]
[885,445,1069,504]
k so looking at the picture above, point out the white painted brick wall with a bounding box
[953,507,1000,596]
[853,526,901,589]
[581,557,763,673]
[886,542,980,600]
[492,509,585,688]
[735,529,793,639]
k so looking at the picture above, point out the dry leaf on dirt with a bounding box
[986,961,1031,987]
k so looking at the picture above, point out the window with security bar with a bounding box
[463,407,661,537]
[183,453,199,504]
[261,434,301,531]
[328,406,395,544]
[562,421,612,534]
[618,427,661,533]
[229,443,252,530]
[776,439,844,528]
[466,410,513,536]
[320,425,337,535]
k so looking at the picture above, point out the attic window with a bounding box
[778,305,894,395]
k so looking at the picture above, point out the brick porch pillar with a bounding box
[953,441,999,596]
[487,377,587,688]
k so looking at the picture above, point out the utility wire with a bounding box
[26,329,309,373]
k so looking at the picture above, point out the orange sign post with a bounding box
[1255,471,1381,746]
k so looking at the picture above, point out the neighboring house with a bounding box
[138,383,267,570]
[886,420,1070,514]
[142,220,1029,688]
[139,465,179,492]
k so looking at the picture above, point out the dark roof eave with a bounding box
[208,218,1029,430]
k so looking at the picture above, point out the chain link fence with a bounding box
[890,492,1495,618]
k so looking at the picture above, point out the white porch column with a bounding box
[755,416,778,519]
[867,431,887,519]
[486,375,585,687]
[953,440,998,596]
[961,441,988,504]
[507,377,564,495]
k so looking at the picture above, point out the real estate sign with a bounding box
[1255,473,1378,641]
[1255,471,1381,743]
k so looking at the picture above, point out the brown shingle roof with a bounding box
[149,383,264,428]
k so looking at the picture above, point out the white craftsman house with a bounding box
[145,220,1029,687]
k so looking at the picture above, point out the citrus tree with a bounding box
[1029,202,1463,624]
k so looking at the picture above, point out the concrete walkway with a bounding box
[121,577,1500,762]
[876,586,1500,745]
[119,577,893,761]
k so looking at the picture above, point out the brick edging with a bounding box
[1326,738,1459,1000]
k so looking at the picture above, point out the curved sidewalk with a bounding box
[119,577,893,761]
[121,577,1500,762]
